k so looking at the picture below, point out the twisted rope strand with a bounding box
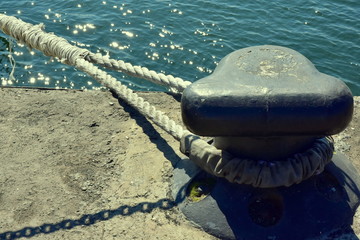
[0,14,191,92]
[0,14,89,65]
[86,53,191,92]
[75,58,189,141]
[0,13,193,140]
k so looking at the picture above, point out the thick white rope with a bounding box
[75,58,190,141]
[0,14,192,140]
[0,14,190,93]
[86,53,191,92]
[0,14,89,65]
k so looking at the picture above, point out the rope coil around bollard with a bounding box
[0,13,335,188]
[180,135,334,188]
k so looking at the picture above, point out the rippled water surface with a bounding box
[0,0,359,94]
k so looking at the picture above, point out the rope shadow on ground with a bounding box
[111,90,183,169]
[164,91,182,103]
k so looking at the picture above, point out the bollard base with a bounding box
[172,152,360,240]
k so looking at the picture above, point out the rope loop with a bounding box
[180,134,334,188]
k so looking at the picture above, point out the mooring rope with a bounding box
[85,53,191,92]
[0,14,335,188]
[0,15,89,65]
[0,14,190,93]
[75,58,190,141]
[0,14,193,141]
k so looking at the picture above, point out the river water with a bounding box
[1,0,359,94]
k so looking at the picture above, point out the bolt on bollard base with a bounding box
[172,152,360,240]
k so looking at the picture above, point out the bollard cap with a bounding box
[181,45,353,137]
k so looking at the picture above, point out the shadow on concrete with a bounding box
[0,197,182,240]
[164,91,182,103]
[0,90,191,240]
[111,90,183,169]
[0,180,189,240]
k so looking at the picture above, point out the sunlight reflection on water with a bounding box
[0,0,359,94]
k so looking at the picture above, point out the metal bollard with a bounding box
[172,45,360,240]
